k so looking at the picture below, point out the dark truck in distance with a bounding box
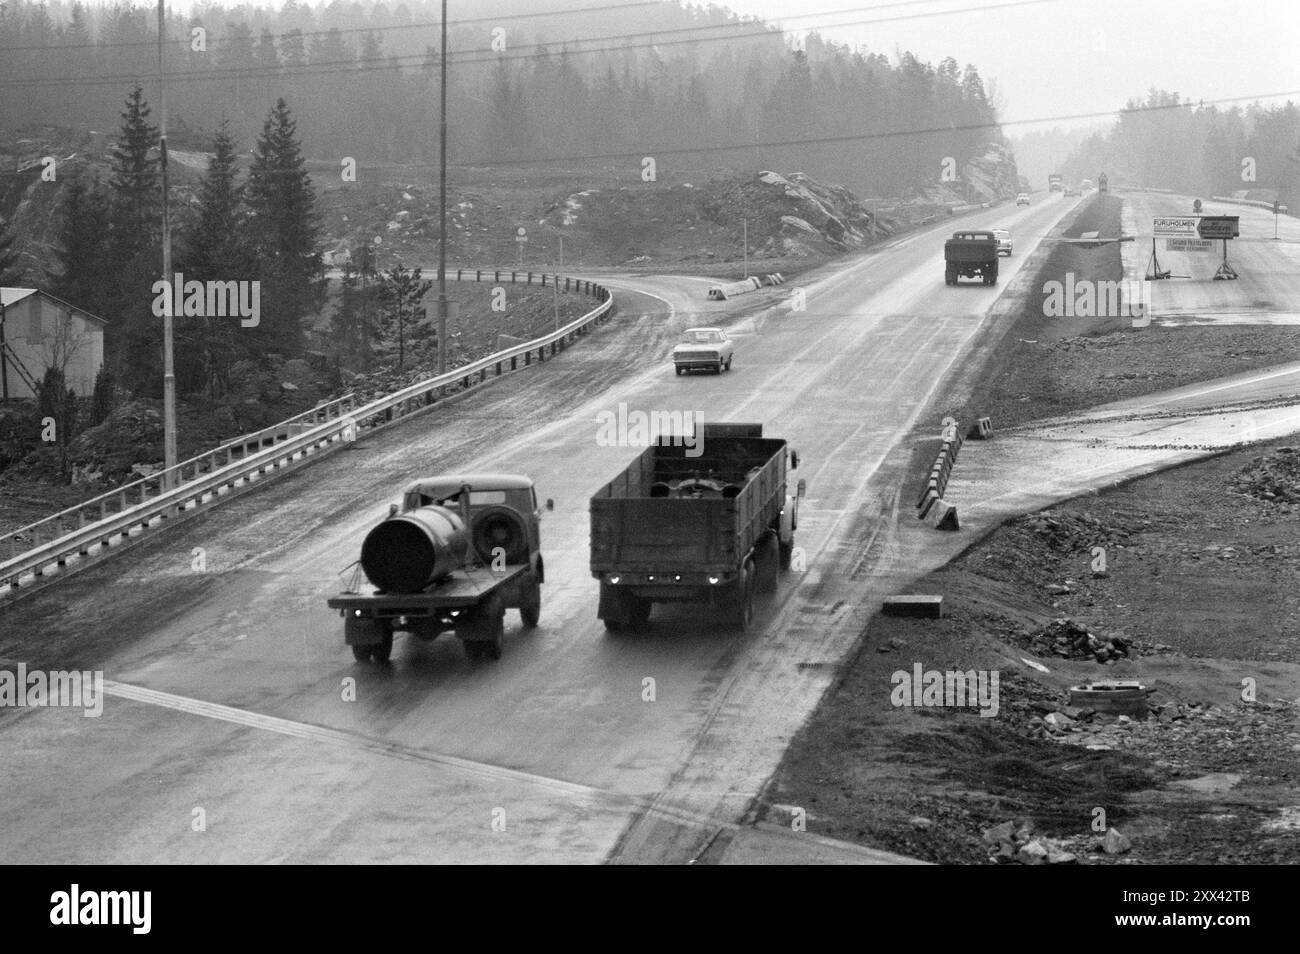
[944,230,999,286]
[327,474,544,663]
[590,423,803,632]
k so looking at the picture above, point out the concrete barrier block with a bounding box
[882,594,944,618]
[925,499,960,531]
[917,476,940,510]
[918,491,940,519]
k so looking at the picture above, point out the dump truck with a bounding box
[944,230,999,286]
[590,423,803,632]
[1048,173,1063,192]
[327,474,545,663]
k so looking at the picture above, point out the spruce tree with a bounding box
[182,124,250,396]
[109,84,160,244]
[245,99,321,354]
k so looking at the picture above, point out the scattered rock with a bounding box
[1100,828,1132,855]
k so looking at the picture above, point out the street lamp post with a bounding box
[436,0,449,376]
[158,0,176,484]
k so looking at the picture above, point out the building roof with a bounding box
[0,287,108,325]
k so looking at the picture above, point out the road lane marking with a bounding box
[100,679,757,834]
[103,679,617,801]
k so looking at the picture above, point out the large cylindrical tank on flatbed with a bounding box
[361,505,469,593]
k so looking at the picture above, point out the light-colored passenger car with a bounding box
[673,327,734,375]
[991,228,1012,256]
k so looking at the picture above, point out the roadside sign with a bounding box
[1166,238,1214,252]
[1153,216,1198,237]
[1197,216,1239,239]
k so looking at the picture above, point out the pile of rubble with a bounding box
[1231,447,1300,503]
[981,819,1132,865]
[1020,508,1138,552]
[1025,617,1133,662]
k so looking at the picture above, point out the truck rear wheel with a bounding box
[464,594,505,660]
[627,595,652,631]
[945,266,957,285]
[520,575,542,628]
[371,626,394,663]
[726,564,755,631]
[352,644,373,662]
[755,534,780,593]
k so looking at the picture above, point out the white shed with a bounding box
[0,287,107,400]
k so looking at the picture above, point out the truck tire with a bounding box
[755,534,780,593]
[945,265,957,285]
[726,563,755,631]
[371,625,394,663]
[675,366,683,376]
[628,595,652,631]
[464,594,506,660]
[779,540,793,570]
[715,362,723,374]
[352,644,373,662]
[725,356,733,371]
[520,575,542,628]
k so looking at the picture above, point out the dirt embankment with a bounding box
[759,192,1300,866]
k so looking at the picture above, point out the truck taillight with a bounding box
[708,576,720,585]
[609,575,621,584]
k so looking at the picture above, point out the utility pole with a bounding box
[0,298,8,402]
[742,218,748,279]
[436,0,449,376]
[158,0,176,483]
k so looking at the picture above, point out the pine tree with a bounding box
[109,85,160,243]
[50,173,113,315]
[378,263,432,373]
[244,99,322,354]
[182,124,251,396]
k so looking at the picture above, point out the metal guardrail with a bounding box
[1,272,613,600]
[1210,195,1289,214]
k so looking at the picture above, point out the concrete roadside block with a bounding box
[924,499,960,530]
[918,490,941,519]
[917,476,940,511]
[882,594,944,618]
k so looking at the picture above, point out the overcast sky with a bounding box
[722,0,1300,132]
